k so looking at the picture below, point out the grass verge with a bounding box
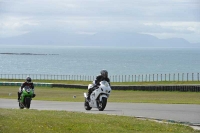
[1,86,200,104]
[0,108,199,133]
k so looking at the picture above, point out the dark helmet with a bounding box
[100,70,108,78]
[26,76,32,82]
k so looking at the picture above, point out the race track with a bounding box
[0,98,200,126]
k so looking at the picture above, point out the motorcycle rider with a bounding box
[17,76,35,102]
[87,70,110,100]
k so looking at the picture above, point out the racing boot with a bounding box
[87,89,92,101]
[17,92,21,102]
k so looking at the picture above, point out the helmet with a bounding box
[100,70,108,78]
[26,77,32,82]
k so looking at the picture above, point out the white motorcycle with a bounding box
[84,80,111,111]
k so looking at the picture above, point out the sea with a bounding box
[0,45,200,79]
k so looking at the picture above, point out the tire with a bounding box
[25,97,31,109]
[19,102,24,109]
[97,97,107,111]
[84,99,92,110]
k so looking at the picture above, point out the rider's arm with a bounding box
[95,75,101,85]
[107,78,111,86]
[31,83,34,89]
[20,82,25,90]
[31,83,35,93]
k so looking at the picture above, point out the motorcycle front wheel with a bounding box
[25,97,31,109]
[97,97,107,111]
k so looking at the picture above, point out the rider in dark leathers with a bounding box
[87,70,110,100]
[17,77,35,101]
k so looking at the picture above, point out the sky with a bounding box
[0,0,200,44]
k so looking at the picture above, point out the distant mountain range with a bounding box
[0,31,199,47]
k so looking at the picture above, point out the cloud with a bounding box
[0,15,39,37]
[143,22,200,33]
[76,31,96,35]
[141,21,200,43]
[0,0,200,43]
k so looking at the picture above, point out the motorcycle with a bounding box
[84,80,111,111]
[19,86,35,109]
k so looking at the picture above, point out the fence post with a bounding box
[149,74,150,82]
[198,73,199,81]
[132,75,133,82]
[187,73,189,81]
[135,75,136,82]
[178,73,179,82]
[165,74,166,81]
[192,73,194,81]
[169,73,170,81]
[173,73,175,81]
[146,74,147,82]
[153,74,154,82]
[157,74,158,81]
[161,74,162,81]
[142,75,143,82]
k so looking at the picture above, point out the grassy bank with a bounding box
[1,86,200,104]
[0,108,199,133]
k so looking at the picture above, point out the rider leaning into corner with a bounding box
[17,76,36,102]
[87,70,110,100]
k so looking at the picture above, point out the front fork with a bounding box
[99,94,108,101]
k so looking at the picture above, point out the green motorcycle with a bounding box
[19,86,35,109]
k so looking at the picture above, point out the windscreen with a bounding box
[101,81,109,87]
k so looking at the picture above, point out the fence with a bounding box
[0,73,200,82]
[1,82,200,91]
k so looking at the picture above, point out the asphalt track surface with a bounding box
[0,99,200,127]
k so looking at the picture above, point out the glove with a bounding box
[32,94,36,98]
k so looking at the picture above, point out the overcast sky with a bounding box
[0,0,200,43]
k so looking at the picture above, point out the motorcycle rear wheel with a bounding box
[84,99,92,110]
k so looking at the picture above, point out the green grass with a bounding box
[1,84,200,133]
[1,79,200,85]
[0,108,199,133]
[1,86,200,104]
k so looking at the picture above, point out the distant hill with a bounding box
[0,31,199,47]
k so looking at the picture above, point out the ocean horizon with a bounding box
[0,45,200,78]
